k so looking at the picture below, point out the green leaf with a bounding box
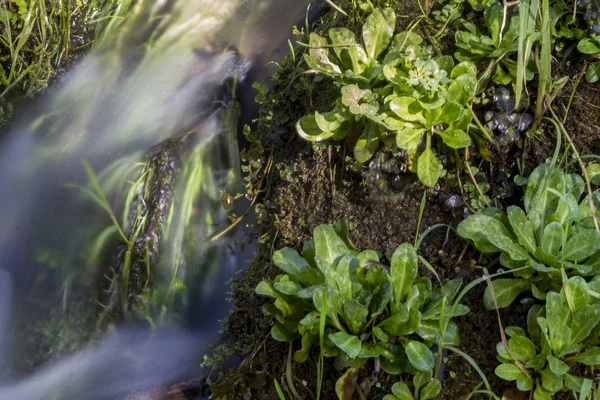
[546,292,571,334]
[566,347,600,365]
[527,304,543,344]
[578,38,600,54]
[495,363,526,381]
[570,304,600,344]
[417,145,441,187]
[524,164,565,230]
[379,304,410,335]
[507,206,537,253]
[384,31,423,64]
[552,325,571,354]
[313,224,349,274]
[483,279,530,309]
[296,115,335,142]
[271,323,299,342]
[539,367,563,393]
[420,379,441,400]
[390,243,418,304]
[563,229,600,261]
[389,97,422,122]
[354,121,381,164]
[508,335,536,363]
[524,354,546,370]
[396,128,426,150]
[457,213,515,254]
[414,371,432,395]
[273,248,324,286]
[329,332,362,359]
[419,320,461,346]
[341,85,379,116]
[362,8,396,60]
[586,63,600,83]
[305,33,342,75]
[542,222,564,256]
[406,341,434,372]
[373,326,389,343]
[436,128,471,149]
[563,276,589,312]
[564,374,591,393]
[516,373,533,391]
[547,355,569,375]
[315,105,349,132]
[328,28,362,72]
[391,382,414,400]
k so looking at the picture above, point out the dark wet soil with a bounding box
[206,5,600,400]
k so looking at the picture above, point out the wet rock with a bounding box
[485,87,533,145]
[444,194,462,211]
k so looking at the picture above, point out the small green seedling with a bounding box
[495,277,600,399]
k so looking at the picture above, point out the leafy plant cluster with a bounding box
[458,159,600,398]
[458,162,600,309]
[296,8,489,186]
[256,224,469,399]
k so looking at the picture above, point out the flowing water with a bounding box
[0,0,311,398]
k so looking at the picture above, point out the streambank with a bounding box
[206,1,600,399]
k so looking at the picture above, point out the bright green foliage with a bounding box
[296,8,481,186]
[256,224,468,388]
[577,35,600,83]
[383,374,441,400]
[494,278,600,399]
[454,1,532,86]
[458,162,600,309]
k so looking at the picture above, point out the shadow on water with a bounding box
[0,0,314,398]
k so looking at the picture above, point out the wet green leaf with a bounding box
[406,341,434,372]
[483,279,530,309]
[396,128,425,150]
[329,331,362,358]
[578,38,600,54]
[547,355,569,375]
[507,206,537,253]
[390,243,418,304]
[362,8,396,60]
[436,128,471,149]
[565,346,600,365]
[539,367,563,393]
[508,335,536,363]
[354,121,381,164]
[273,248,324,286]
[417,145,441,187]
[563,229,600,261]
[420,379,441,400]
[495,363,527,380]
[570,304,600,344]
[390,382,414,400]
[542,221,564,256]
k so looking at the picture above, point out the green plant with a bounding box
[457,160,600,309]
[577,34,600,82]
[383,376,441,400]
[494,277,600,399]
[296,8,488,186]
[255,223,470,397]
[453,1,529,86]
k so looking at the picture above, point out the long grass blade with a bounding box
[535,0,552,120]
[515,0,538,109]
